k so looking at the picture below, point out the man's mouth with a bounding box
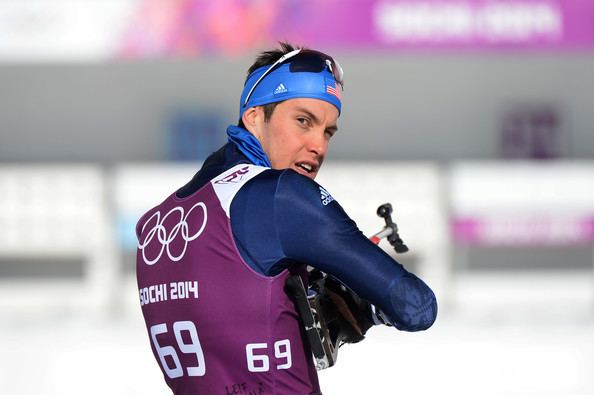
[295,162,318,177]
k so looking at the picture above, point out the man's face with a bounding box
[248,98,339,180]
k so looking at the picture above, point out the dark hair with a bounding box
[246,42,298,75]
[238,42,300,128]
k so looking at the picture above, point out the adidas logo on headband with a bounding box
[274,83,288,95]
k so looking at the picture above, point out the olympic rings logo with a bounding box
[138,202,208,265]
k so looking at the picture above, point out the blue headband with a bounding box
[239,63,342,118]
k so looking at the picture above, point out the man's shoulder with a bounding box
[242,169,337,212]
[247,168,321,192]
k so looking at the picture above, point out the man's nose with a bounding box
[306,129,328,156]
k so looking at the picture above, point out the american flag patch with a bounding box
[326,82,341,100]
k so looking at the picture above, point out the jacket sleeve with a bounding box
[273,170,437,332]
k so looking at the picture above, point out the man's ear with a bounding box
[241,107,259,132]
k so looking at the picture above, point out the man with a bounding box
[136,42,437,395]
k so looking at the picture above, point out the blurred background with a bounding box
[1,0,594,393]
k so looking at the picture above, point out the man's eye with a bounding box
[297,117,309,126]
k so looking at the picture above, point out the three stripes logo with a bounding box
[319,186,334,206]
[274,83,288,95]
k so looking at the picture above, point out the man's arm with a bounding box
[231,169,437,331]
